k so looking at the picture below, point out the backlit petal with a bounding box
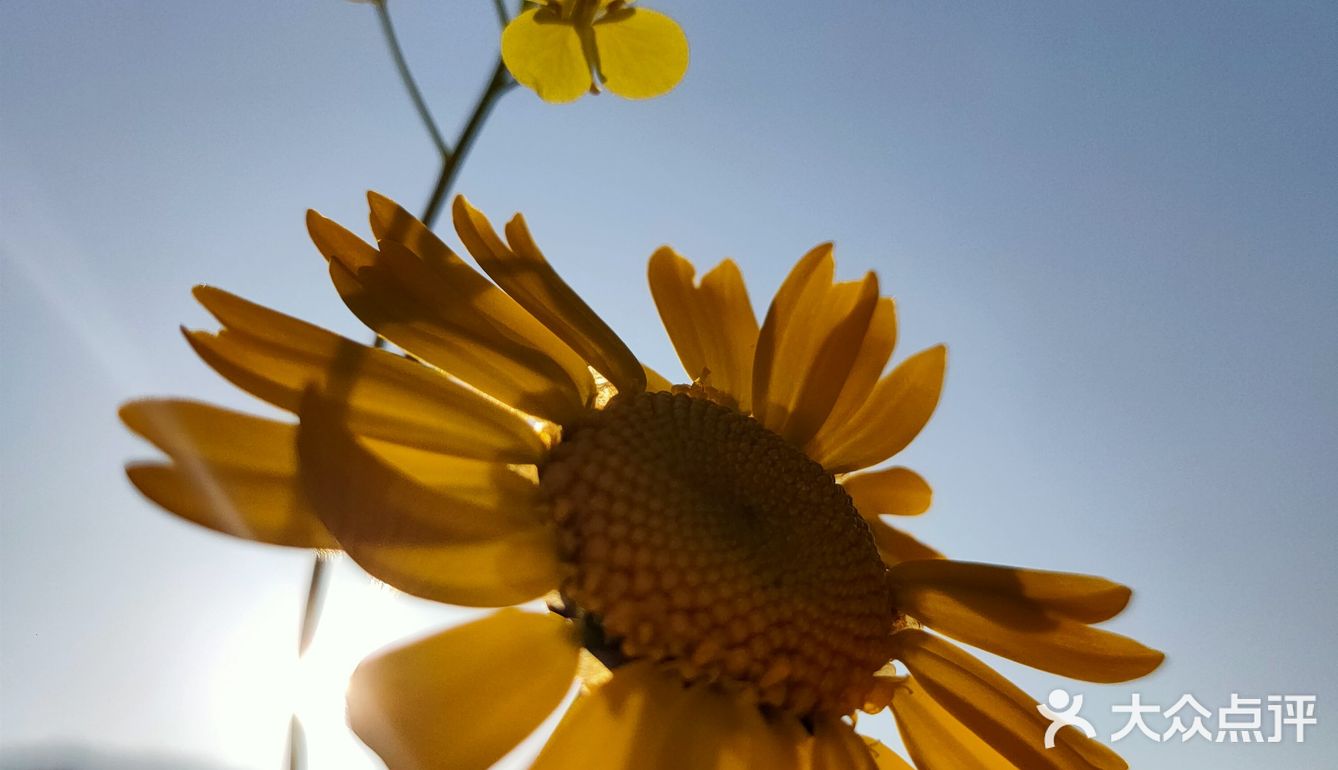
[501,7,592,103]
[815,296,897,443]
[648,248,758,409]
[889,676,1014,770]
[349,609,580,770]
[187,286,545,462]
[812,345,947,473]
[531,662,802,770]
[809,716,877,770]
[121,399,333,548]
[889,561,1163,683]
[296,390,560,607]
[782,273,880,447]
[360,192,597,405]
[592,7,689,100]
[868,519,944,565]
[862,738,917,770]
[308,212,587,423]
[842,466,933,517]
[892,630,1127,770]
[752,244,834,429]
[453,196,646,395]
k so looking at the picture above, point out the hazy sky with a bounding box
[3,1,1336,769]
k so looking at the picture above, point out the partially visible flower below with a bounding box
[123,193,1164,769]
[502,0,688,102]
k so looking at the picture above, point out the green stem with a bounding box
[420,57,514,227]
[375,0,450,157]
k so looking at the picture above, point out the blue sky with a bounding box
[2,1,1336,768]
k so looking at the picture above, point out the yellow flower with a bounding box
[123,194,1164,769]
[501,0,688,103]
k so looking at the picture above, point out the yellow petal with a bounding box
[643,362,674,393]
[359,193,597,405]
[501,7,593,103]
[781,273,880,447]
[751,244,834,429]
[453,196,646,396]
[309,212,586,422]
[892,630,1127,770]
[121,399,334,548]
[591,6,689,99]
[126,463,332,549]
[891,560,1134,622]
[349,609,580,770]
[187,286,545,462]
[816,296,898,441]
[647,248,758,408]
[842,466,932,517]
[812,345,947,473]
[296,390,560,607]
[889,561,1163,683]
[889,676,1014,770]
[862,738,917,770]
[809,716,878,770]
[868,518,944,565]
[531,662,802,770]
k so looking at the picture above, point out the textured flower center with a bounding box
[541,390,897,716]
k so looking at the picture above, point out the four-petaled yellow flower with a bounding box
[123,194,1164,769]
[502,0,688,103]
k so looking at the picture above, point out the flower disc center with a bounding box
[541,390,896,716]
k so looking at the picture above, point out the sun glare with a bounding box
[209,562,456,770]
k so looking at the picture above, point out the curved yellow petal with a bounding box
[892,630,1127,770]
[808,716,878,770]
[121,399,334,548]
[842,466,932,517]
[812,345,947,473]
[501,7,592,103]
[591,6,688,99]
[588,5,685,99]
[531,662,802,770]
[643,362,674,393]
[889,676,1014,770]
[868,518,944,565]
[453,196,646,396]
[751,244,834,429]
[862,738,917,770]
[186,286,545,462]
[889,561,1163,683]
[815,296,898,442]
[647,248,758,408]
[296,390,560,607]
[781,273,880,447]
[349,609,580,770]
[359,193,597,406]
[307,211,587,423]
[890,560,1134,622]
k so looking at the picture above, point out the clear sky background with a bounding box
[2,1,1336,769]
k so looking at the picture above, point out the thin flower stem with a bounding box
[420,57,514,227]
[492,0,511,27]
[297,555,330,655]
[287,555,328,770]
[376,0,450,158]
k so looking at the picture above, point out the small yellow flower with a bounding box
[502,0,688,103]
[124,194,1163,769]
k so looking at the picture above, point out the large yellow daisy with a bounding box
[123,193,1163,769]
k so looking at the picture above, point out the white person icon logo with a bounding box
[1039,688,1099,748]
